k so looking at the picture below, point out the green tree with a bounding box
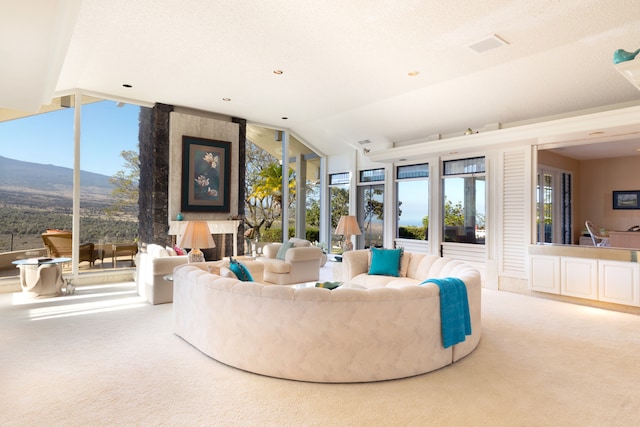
[444,198,464,226]
[330,187,349,229]
[363,186,384,234]
[105,149,139,218]
[306,198,320,227]
[244,142,295,240]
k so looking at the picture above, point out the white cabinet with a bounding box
[530,255,560,294]
[598,260,640,307]
[529,252,640,307]
[561,257,598,299]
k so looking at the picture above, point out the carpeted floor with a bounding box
[1,280,639,426]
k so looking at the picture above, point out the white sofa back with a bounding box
[342,250,477,289]
[173,263,481,382]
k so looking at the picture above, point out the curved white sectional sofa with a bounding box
[173,254,481,383]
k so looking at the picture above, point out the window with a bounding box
[358,168,385,249]
[329,172,350,253]
[536,167,572,244]
[396,163,429,240]
[359,168,385,183]
[442,157,485,244]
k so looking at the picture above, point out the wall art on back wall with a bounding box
[612,190,640,210]
[181,136,231,212]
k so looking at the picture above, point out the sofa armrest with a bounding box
[342,249,370,281]
[150,256,189,276]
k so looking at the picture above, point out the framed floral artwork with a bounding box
[181,136,231,212]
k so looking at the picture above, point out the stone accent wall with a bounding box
[137,107,247,257]
[138,104,174,246]
[232,116,247,254]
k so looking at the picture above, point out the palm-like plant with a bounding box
[252,163,295,211]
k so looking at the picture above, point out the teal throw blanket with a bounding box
[421,277,472,348]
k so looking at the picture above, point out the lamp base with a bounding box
[187,248,205,263]
[341,240,354,252]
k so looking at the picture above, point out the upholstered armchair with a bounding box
[260,238,324,285]
[41,231,97,266]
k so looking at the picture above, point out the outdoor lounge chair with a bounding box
[41,231,98,266]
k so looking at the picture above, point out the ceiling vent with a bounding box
[468,35,509,54]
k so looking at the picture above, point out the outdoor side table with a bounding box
[12,257,71,298]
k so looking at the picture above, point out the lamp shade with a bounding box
[335,215,361,237]
[178,221,215,250]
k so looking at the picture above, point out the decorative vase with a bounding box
[176,213,184,221]
[613,48,640,64]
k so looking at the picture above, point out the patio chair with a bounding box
[41,231,98,266]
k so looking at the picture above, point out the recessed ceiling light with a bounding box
[281,117,288,120]
[408,71,420,76]
[122,84,132,88]
[273,70,284,75]
[588,131,605,136]
[222,98,231,101]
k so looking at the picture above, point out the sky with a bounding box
[0,100,140,177]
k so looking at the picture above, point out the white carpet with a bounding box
[1,281,639,426]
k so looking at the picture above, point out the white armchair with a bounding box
[260,238,324,285]
[136,244,188,304]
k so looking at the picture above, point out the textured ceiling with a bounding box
[2,0,640,158]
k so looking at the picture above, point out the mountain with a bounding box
[0,155,114,191]
[0,155,119,213]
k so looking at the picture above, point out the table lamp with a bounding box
[178,221,215,263]
[335,215,361,252]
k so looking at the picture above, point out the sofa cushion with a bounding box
[261,258,291,274]
[368,247,402,277]
[276,241,294,260]
[219,266,237,279]
[350,273,399,288]
[229,258,254,282]
[399,250,410,277]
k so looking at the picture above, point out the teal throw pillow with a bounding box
[276,242,294,260]
[229,257,254,282]
[368,247,402,277]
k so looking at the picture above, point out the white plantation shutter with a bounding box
[501,149,528,278]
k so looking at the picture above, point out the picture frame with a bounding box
[181,136,231,212]
[612,190,640,210]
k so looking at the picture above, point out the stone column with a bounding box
[138,103,174,246]
[232,117,247,255]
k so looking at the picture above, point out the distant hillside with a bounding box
[0,155,129,215]
[0,156,138,251]
[0,155,114,193]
